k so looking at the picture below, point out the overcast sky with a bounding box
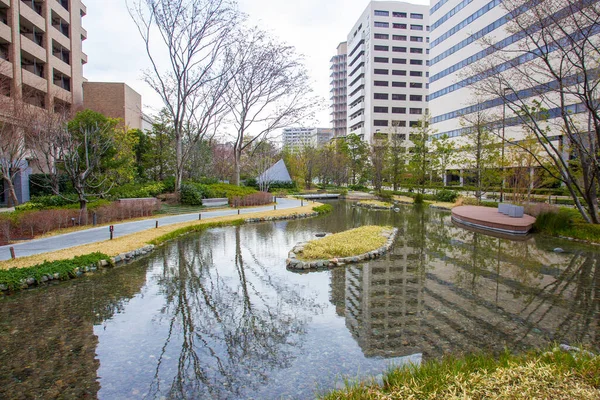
[83,0,430,128]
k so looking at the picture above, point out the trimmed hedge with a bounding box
[0,252,110,291]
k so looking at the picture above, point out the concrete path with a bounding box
[0,198,305,261]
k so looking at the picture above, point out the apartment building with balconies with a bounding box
[330,41,347,138]
[0,0,87,112]
[346,1,429,144]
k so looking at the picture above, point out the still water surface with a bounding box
[1,201,599,399]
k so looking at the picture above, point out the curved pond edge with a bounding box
[1,209,322,294]
[286,227,398,271]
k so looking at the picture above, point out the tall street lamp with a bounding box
[500,87,513,203]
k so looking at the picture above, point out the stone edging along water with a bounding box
[286,227,399,271]
[1,210,321,293]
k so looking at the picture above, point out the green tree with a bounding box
[147,111,176,182]
[408,115,435,193]
[370,136,389,192]
[386,129,410,191]
[60,110,137,217]
[459,109,501,203]
[342,133,370,185]
[431,134,456,186]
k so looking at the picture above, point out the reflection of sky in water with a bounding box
[2,202,600,399]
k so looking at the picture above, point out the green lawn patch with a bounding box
[313,204,333,215]
[301,226,391,260]
[322,346,600,399]
[0,252,109,291]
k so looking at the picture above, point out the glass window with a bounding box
[392,46,407,52]
[410,36,424,42]
[411,13,424,19]
[410,71,423,77]
[393,11,407,18]
[410,47,423,53]
[393,70,407,76]
[374,33,389,39]
[392,94,407,100]
[393,23,407,29]
[374,80,389,86]
[411,25,423,31]
[392,81,406,87]
[410,82,423,88]
[410,95,423,101]
[374,69,389,75]
[374,21,389,28]
[410,108,423,114]
[392,107,406,114]
[374,106,389,113]
[392,35,407,41]
[374,45,389,51]
[374,10,389,16]
[392,58,406,64]
[374,57,389,63]
[374,93,389,100]
[410,59,423,65]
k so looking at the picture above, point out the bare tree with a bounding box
[370,137,388,192]
[0,98,29,206]
[470,0,600,222]
[28,108,71,195]
[226,27,316,185]
[128,0,238,192]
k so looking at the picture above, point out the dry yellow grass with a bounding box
[0,204,319,270]
[301,225,390,260]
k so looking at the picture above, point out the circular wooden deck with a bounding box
[451,206,536,235]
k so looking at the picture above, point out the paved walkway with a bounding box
[0,198,305,261]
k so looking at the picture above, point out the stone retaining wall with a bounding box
[286,227,399,271]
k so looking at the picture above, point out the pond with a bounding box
[1,201,599,399]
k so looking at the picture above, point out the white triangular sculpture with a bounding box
[258,159,292,184]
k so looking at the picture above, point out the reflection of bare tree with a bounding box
[146,227,321,399]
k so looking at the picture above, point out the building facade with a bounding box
[346,1,429,143]
[0,0,87,111]
[0,0,87,205]
[330,41,347,138]
[282,127,334,152]
[83,82,144,130]
[428,0,597,183]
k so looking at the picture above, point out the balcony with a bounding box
[21,34,46,60]
[0,22,11,43]
[51,0,70,22]
[348,88,364,105]
[349,101,364,116]
[0,0,9,8]
[80,27,87,40]
[20,5,46,33]
[51,27,70,49]
[0,58,13,79]
[22,67,47,92]
[349,77,365,90]
[52,56,71,76]
[348,113,365,128]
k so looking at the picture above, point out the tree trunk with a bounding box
[233,149,241,186]
[3,177,19,207]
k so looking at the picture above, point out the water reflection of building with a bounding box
[0,262,148,399]
[344,240,426,358]
[334,213,600,359]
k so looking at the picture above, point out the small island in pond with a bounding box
[286,225,398,271]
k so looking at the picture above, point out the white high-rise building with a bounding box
[282,127,334,152]
[330,42,348,138]
[346,1,430,143]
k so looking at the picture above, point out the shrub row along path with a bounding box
[0,198,304,261]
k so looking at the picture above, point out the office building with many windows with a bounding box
[346,1,429,143]
[0,0,87,111]
[428,0,599,184]
[330,41,347,138]
[282,127,334,152]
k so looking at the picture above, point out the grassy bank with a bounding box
[0,203,320,271]
[301,225,391,260]
[322,346,600,399]
[534,207,600,243]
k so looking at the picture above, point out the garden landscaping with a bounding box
[0,202,323,292]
